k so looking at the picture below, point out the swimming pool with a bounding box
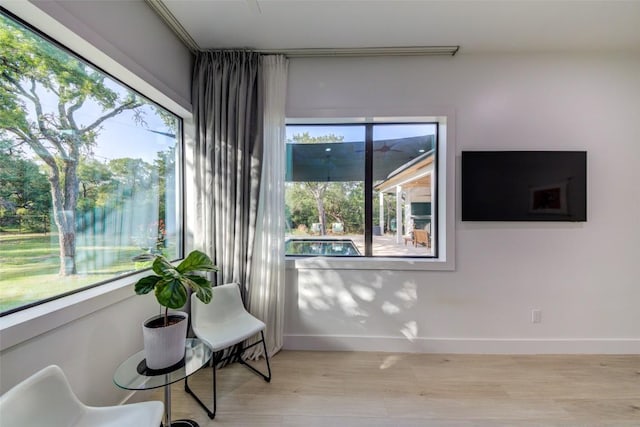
[285,238,361,256]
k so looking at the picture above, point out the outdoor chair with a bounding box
[185,282,272,419]
[413,229,430,248]
[0,365,163,427]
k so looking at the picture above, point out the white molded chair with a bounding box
[0,365,163,427]
[185,282,271,419]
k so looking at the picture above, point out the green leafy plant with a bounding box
[134,250,217,325]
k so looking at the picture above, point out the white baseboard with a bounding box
[283,334,640,354]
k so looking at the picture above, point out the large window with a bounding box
[0,12,183,315]
[285,122,437,257]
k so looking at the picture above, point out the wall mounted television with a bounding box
[461,151,587,222]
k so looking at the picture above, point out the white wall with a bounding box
[0,0,192,405]
[31,0,193,112]
[284,53,640,354]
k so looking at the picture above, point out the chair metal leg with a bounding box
[238,331,272,382]
[184,355,217,419]
[185,331,271,419]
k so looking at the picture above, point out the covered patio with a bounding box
[374,150,436,249]
[364,234,432,256]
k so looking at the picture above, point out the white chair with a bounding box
[185,282,271,419]
[0,365,163,427]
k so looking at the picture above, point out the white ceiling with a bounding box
[161,0,640,54]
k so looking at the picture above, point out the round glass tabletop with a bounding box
[114,338,212,391]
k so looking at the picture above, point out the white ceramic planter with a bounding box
[142,311,188,370]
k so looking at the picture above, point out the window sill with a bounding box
[285,256,454,271]
[0,271,150,352]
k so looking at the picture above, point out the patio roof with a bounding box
[374,149,435,193]
[286,135,435,182]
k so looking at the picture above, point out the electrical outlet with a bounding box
[531,309,542,323]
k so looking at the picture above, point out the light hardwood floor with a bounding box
[160,351,640,426]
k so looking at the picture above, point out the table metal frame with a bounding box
[114,338,212,427]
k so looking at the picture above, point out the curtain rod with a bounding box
[254,46,460,57]
[146,1,460,57]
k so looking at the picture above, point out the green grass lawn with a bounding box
[0,232,148,313]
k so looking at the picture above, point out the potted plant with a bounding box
[134,250,217,370]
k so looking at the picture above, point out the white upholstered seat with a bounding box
[186,282,271,419]
[191,282,266,352]
[0,365,163,427]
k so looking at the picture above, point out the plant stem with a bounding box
[164,306,168,327]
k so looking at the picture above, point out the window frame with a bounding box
[285,121,439,258]
[0,8,186,316]
[285,112,456,271]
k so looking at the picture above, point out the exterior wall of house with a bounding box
[284,53,640,354]
[0,0,192,406]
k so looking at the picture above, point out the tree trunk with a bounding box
[49,167,77,276]
[59,220,77,275]
[316,197,326,236]
[306,183,328,236]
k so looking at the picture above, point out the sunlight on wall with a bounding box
[299,270,369,317]
[296,271,424,339]
[383,281,417,314]
[395,282,417,305]
[401,320,418,342]
[382,301,400,314]
[298,281,331,311]
[350,284,376,301]
[338,290,367,317]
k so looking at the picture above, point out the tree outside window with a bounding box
[0,12,182,314]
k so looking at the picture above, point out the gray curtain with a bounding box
[192,51,263,301]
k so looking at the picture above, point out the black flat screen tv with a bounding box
[461,151,587,222]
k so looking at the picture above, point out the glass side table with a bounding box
[114,338,212,427]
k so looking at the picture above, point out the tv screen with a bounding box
[461,151,587,222]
